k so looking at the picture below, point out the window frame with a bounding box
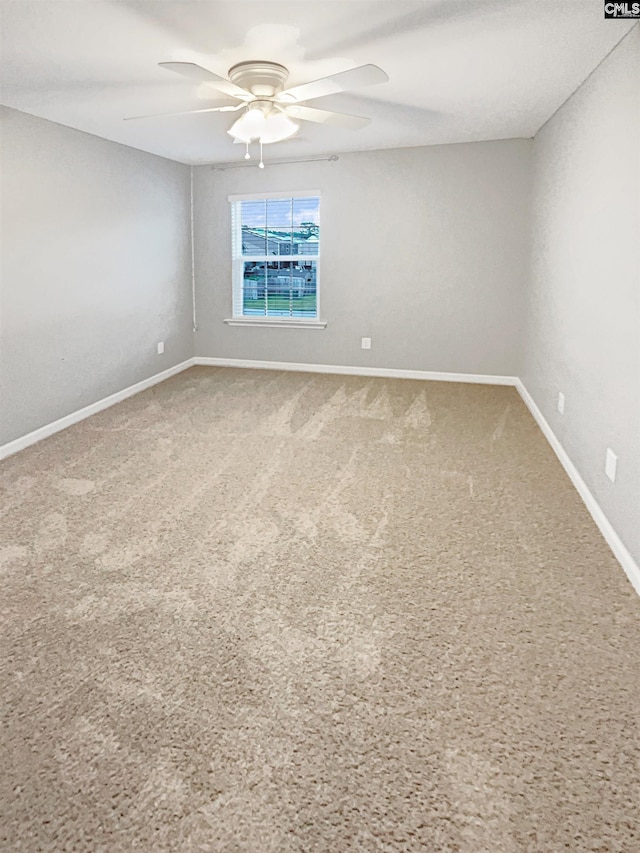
[225,190,326,329]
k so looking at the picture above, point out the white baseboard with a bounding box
[516,379,640,597]
[193,356,519,386]
[0,357,511,462]
[0,358,196,461]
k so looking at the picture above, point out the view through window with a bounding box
[231,194,320,319]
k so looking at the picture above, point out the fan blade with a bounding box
[124,103,244,121]
[285,105,370,130]
[159,62,252,100]
[277,64,388,104]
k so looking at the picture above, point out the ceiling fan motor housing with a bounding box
[228,61,290,97]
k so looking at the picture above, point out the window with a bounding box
[228,191,324,327]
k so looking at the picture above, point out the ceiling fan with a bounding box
[125,60,388,165]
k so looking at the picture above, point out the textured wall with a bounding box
[0,106,193,445]
[522,28,640,564]
[193,140,532,377]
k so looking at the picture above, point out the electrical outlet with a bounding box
[557,392,565,415]
[605,448,617,483]
[361,337,371,350]
[157,341,164,355]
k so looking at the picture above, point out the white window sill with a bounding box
[224,318,327,329]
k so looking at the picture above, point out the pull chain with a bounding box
[258,141,264,169]
[244,141,250,160]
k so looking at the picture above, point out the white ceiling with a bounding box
[0,1,635,165]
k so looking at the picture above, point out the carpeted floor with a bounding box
[1,366,639,852]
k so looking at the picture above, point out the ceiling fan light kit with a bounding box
[258,111,300,144]
[227,100,300,144]
[133,59,389,167]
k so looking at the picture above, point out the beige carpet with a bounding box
[1,366,639,852]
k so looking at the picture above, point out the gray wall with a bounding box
[193,140,532,377]
[522,27,640,564]
[0,106,193,445]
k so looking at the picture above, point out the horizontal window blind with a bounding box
[228,190,321,202]
[230,194,320,320]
